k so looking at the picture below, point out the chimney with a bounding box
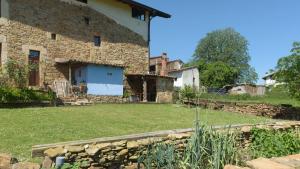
[160,53,168,76]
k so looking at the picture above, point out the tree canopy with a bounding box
[191,28,258,87]
[276,42,300,99]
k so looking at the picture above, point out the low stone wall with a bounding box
[27,121,300,169]
[88,95,123,104]
[193,99,300,120]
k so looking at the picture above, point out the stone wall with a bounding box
[2,0,149,88]
[193,99,300,120]
[156,77,174,103]
[28,121,300,169]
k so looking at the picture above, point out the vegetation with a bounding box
[196,85,300,107]
[180,85,196,102]
[0,87,55,103]
[189,28,257,87]
[0,104,270,160]
[250,128,300,158]
[138,116,240,169]
[276,42,300,99]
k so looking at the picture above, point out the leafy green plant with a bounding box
[138,124,239,169]
[250,128,300,158]
[180,85,196,103]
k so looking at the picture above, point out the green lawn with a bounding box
[0,104,272,160]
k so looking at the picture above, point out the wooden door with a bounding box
[28,50,40,86]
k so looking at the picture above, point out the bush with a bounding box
[0,87,55,103]
[250,128,300,158]
[180,85,196,102]
[138,125,239,169]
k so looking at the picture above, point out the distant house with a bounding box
[168,67,200,90]
[262,72,279,87]
[150,53,200,90]
[228,84,266,96]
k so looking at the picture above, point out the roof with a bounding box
[262,72,276,80]
[168,66,198,73]
[168,59,183,64]
[55,58,125,67]
[126,73,176,79]
[118,0,171,18]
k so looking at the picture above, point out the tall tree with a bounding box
[192,28,258,87]
[276,42,300,99]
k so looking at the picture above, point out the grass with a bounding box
[0,104,272,160]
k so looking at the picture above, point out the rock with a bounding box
[125,163,144,169]
[85,146,100,156]
[224,165,250,169]
[117,149,128,156]
[12,162,40,169]
[42,156,53,169]
[127,141,139,149]
[270,154,300,168]
[129,155,138,161]
[66,146,85,153]
[0,153,17,169]
[241,126,252,133]
[246,158,294,169]
[96,143,112,150]
[112,140,127,147]
[44,147,65,158]
[167,133,191,140]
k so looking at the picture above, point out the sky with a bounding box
[137,0,299,84]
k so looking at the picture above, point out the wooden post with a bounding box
[142,76,147,102]
[68,63,72,83]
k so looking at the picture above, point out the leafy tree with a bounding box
[199,61,238,88]
[192,28,258,87]
[276,42,300,99]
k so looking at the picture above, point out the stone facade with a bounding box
[0,0,148,91]
[28,121,300,169]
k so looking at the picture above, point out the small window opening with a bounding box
[94,36,101,47]
[107,73,113,76]
[84,17,90,25]
[132,8,145,21]
[51,33,57,40]
[76,0,87,4]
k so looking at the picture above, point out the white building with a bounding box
[262,72,278,87]
[168,66,200,90]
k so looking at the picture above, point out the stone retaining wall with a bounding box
[26,121,300,169]
[194,99,300,120]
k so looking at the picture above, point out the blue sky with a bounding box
[138,0,299,84]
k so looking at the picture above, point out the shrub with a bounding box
[180,85,196,102]
[138,124,239,169]
[250,128,300,158]
[0,87,55,103]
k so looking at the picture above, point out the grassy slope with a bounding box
[0,104,271,160]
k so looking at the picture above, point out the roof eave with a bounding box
[118,0,171,18]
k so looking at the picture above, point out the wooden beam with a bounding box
[142,76,147,102]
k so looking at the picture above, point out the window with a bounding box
[28,50,40,86]
[51,33,57,40]
[107,72,112,76]
[132,8,145,21]
[76,0,87,4]
[84,17,90,25]
[94,36,101,47]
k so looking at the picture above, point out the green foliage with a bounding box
[180,85,196,101]
[5,59,36,88]
[250,128,300,158]
[276,42,300,99]
[199,61,238,88]
[0,87,55,103]
[191,28,257,87]
[60,162,81,169]
[138,125,239,169]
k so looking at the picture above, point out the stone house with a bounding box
[0,0,174,103]
[150,53,200,90]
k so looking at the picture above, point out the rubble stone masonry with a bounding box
[0,0,149,86]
